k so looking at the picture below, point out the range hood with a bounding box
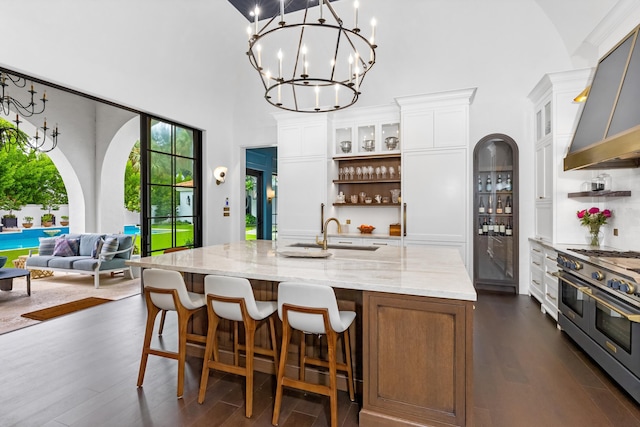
[564,24,640,170]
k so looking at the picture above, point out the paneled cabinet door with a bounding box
[403,148,467,246]
[535,140,553,200]
[278,158,326,238]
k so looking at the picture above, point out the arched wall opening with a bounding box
[99,116,141,234]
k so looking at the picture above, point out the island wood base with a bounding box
[177,272,473,426]
[362,291,473,427]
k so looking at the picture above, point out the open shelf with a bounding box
[567,190,631,198]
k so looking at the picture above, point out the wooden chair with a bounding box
[198,275,279,418]
[157,247,190,335]
[272,282,355,427]
[137,268,206,398]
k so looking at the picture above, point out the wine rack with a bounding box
[473,135,519,293]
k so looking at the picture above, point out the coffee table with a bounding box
[0,269,31,296]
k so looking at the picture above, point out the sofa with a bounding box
[26,233,137,289]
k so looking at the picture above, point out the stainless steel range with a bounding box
[556,248,640,403]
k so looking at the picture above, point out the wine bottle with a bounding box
[485,174,492,192]
[488,218,494,234]
[487,195,493,214]
[496,174,503,191]
[482,217,488,235]
[504,196,512,214]
[477,175,483,192]
[499,220,506,235]
[478,196,485,213]
[496,196,503,214]
[478,218,484,235]
[505,218,513,236]
[506,173,512,191]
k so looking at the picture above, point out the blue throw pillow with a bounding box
[100,236,119,260]
[52,238,78,257]
[91,238,104,258]
[38,237,57,256]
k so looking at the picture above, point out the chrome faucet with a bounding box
[316,217,342,250]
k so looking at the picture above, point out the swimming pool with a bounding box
[0,227,70,251]
[0,225,141,251]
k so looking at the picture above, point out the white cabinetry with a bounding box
[276,113,329,240]
[529,239,560,321]
[528,69,592,244]
[396,89,476,268]
[329,105,402,241]
[528,70,591,312]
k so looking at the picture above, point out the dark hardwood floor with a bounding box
[0,292,638,426]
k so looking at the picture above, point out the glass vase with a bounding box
[585,228,604,248]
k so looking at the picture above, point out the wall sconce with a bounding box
[213,166,227,185]
[267,188,276,203]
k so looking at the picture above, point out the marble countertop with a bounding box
[127,240,476,301]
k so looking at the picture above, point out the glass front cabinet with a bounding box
[473,134,519,293]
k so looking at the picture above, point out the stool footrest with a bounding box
[304,356,350,374]
[282,377,331,398]
[186,333,207,344]
[237,343,277,358]
[148,348,179,361]
[204,360,247,377]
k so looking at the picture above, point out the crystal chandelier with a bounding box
[0,71,60,152]
[246,0,377,113]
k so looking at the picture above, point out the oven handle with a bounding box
[556,274,591,292]
[582,288,640,323]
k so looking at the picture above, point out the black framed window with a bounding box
[140,115,202,255]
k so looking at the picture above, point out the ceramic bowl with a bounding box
[0,256,7,268]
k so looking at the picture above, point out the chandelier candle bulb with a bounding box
[319,0,323,21]
[253,6,259,34]
[277,49,283,79]
[315,85,320,109]
[371,18,376,44]
[335,84,339,107]
[354,1,359,30]
[256,44,262,68]
[280,0,284,23]
[348,55,353,84]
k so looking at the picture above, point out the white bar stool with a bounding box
[272,281,356,427]
[137,268,206,398]
[198,275,279,418]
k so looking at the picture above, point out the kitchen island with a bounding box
[128,240,476,427]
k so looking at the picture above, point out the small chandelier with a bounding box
[0,115,60,153]
[246,0,377,113]
[0,71,60,152]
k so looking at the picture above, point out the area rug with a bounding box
[21,297,112,321]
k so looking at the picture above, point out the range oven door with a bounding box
[558,270,591,332]
[588,288,640,378]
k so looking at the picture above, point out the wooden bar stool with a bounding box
[158,246,191,335]
[137,268,206,398]
[272,282,355,427]
[198,275,279,418]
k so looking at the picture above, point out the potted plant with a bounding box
[41,213,54,227]
[2,213,18,229]
[22,216,34,228]
[1,198,25,229]
[60,215,69,226]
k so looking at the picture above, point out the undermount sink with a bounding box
[288,242,380,251]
